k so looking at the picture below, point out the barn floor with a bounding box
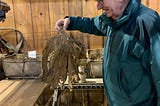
[0,79,46,106]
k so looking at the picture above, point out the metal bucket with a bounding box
[90,61,102,78]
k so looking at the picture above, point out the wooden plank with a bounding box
[12,0,33,34]
[0,79,46,106]
[141,0,148,6]
[68,0,84,45]
[30,0,51,53]
[33,32,51,53]
[82,0,100,17]
[12,0,35,52]
[142,0,160,14]
[49,0,69,33]
[158,0,160,13]
[82,0,104,49]
[148,0,158,12]
[90,36,105,49]
[0,80,25,102]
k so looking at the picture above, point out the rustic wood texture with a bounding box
[0,0,159,53]
[0,79,46,106]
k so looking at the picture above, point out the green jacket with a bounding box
[66,0,160,105]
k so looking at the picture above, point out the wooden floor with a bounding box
[0,79,47,106]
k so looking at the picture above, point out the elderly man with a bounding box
[55,0,160,105]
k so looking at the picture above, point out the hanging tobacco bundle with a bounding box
[41,30,86,90]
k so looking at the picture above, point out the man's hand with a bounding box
[55,18,70,31]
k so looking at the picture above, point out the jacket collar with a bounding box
[99,0,141,29]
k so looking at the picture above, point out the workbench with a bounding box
[0,79,47,106]
[52,78,108,106]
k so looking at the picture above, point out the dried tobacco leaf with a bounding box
[41,30,86,90]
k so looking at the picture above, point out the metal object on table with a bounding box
[52,88,59,106]
[52,78,104,106]
[62,82,104,90]
[90,61,102,78]
[61,78,104,90]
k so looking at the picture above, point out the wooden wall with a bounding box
[0,0,160,54]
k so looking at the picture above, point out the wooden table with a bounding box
[0,79,47,106]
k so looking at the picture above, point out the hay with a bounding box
[41,30,86,90]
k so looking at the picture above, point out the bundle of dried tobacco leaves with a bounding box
[41,30,86,90]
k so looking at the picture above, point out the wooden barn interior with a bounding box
[0,0,160,106]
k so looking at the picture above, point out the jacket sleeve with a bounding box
[145,12,160,105]
[151,32,160,105]
[137,10,160,105]
[150,15,160,105]
[66,16,106,36]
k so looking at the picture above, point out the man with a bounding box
[55,0,160,105]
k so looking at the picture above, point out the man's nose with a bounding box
[97,1,103,10]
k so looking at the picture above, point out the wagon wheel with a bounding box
[0,27,24,57]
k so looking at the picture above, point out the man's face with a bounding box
[97,0,126,20]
